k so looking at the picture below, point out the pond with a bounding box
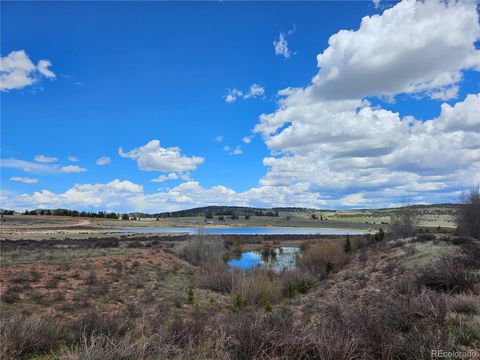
[227,246,301,272]
[116,227,367,235]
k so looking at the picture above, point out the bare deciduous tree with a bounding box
[390,200,418,239]
[456,187,480,239]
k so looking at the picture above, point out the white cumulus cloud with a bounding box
[1,50,56,91]
[309,0,480,100]
[119,140,204,172]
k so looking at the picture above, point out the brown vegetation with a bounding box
[456,187,480,239]
[0,231,478,359]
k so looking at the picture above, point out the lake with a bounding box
[115,227,367,235]
[227,246,301,272]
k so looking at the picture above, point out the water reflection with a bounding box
[227,246,301,272]
[118,227,366,235]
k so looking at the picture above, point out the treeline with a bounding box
[2,205,318,219]
[156,206,282,218]
[22,209,120,218]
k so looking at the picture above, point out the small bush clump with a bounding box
[297,241,349,279]
[416,255,478,293]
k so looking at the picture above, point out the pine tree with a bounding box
[344,235,352,254]
[378,228,385,241]
[186,287,195,304]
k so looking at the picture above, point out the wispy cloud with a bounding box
[1,159,57,174]
[10,176,38,184]
[151,173,179,183]
[224,145,243,155]
[224,84,265,103]
[1,158,87,174]
[242,136,253,144]
[273,27,295,59]
[224,88,243,103]
[96,156,112,166]
[244,84,265,99]
[34,154,58,163]
[60,165,87,173]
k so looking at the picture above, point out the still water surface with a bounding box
[227,246,301,272]
[117,227,366,235]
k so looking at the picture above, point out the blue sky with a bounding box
[1,0,479,212]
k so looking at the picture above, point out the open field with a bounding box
[1,227,479,359]
[1,205,477,359]
[0,204,457,241]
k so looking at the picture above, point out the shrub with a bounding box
[456,187,480,239]
[233,269,283,306]
[165,309,209,346]
[113,260,123,275]
[416,255,478,293]
[0,314,60,359]
[65,310,131,342]
[415,233,435,242]
[195,262,232,293]
[449,295,479,315]
[461,241,480,268]
[29,290,46,305]
[281,270,314,297]
[140,289,155,304]
[9,272,31,284]
[45,275,63,289]
[84,270,98,286]
[390,204,418,239]
[225,309,292,358]
[87,280,110,297]
[451,317,480,346]
[61,334,164,360]
[128,240,143,248]
[402,245,417,256]
[178,235,225,265]
[30,270,42,282]
[2,286,21,304]
[233,293,247,313]
[123,303,141,319]
[353,236,369,250]
[297,241,349,279]
[451,237,470,245]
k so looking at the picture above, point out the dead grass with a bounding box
[0,234,478,359]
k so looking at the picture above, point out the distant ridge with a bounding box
[153,206,315,218]
[0,203,458,218]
